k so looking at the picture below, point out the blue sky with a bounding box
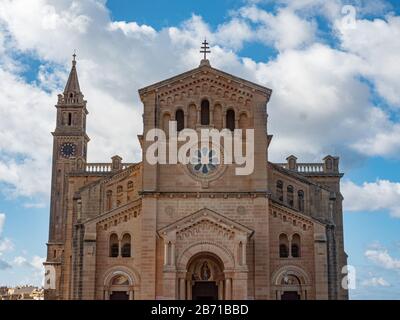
[0,0,400,299]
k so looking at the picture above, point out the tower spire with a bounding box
[64,52,81,95]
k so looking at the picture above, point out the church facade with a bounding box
[44,53,348,300]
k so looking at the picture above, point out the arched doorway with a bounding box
[103,268,138,300]
[280,275,302,300]
[186,253,225,300]
[108,274,132,300]
[271,266,311,300]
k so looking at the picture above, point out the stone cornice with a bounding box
[139,191,271,199]
[81,198,142,229]
[270,200,326,229]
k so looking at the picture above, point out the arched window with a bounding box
[127,181,134,190]
[106,190,112,211]
[121,234,131,258]
[201,99,210,125]
[226,109,235,131]
[279,234,289,258]
[68,113,72,126]
[109,234,119,257]
[117,186,123,194]
[287,185,294,207]
[291,234,301,258]
[298,190,305,212]
[276,180,283,202]
[176,109,184,132]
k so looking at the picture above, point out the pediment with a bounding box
[158,208,254,240]
[139,61,272,105]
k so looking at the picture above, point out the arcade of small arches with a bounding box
[161,98,251,135]
[109,233,132,258]
[105,180,135,211]
[276,180,305,212]
[279,233,301,258]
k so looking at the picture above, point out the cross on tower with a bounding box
[72,50,77,66]
[200,39,211,60]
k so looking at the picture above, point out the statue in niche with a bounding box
[200,261,211,281]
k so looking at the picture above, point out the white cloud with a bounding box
[336,13,400,106]
[365,248,400,270]
[0,238,13,253]
[342,180,400,217]
[0,69,54,197]
[23,202,47,209]
[0,0,398,199]
[13,256,28,267]
[108,21,156,38]
[0,213,14,256]
[12,255,44,271]
[239,6,317,51]
[362,277,391,287]
[30,255,45,271]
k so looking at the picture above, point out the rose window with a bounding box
[191,147,219,175]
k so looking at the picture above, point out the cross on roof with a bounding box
[200,39,210,60]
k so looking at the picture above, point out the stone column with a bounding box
[184,112,188,128]
[197,108,201,126]
[186,281,192,300]
[164,243,169,266]
[225,278,232,300]
[179,278,186,300]
[242,242,247,265]
[171,242,176,266]
[118,240,122,257]
[218,280,224,300]
[104,289,109,300]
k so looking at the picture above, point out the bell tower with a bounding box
[45,54,89,298]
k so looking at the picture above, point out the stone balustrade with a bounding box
[85,163,135,173]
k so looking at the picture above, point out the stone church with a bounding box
[44,49,348,300]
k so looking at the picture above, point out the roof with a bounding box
[138,59,272,99]
[64,59,81,94]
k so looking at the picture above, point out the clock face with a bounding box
[60,143,76,158]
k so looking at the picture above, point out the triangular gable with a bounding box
[139,61,272,99]
[158,207,254,237]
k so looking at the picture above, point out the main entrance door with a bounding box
[110,291,129,300]
[281,291,300,300]
[186,253,225,300]
[192,281,218,300]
